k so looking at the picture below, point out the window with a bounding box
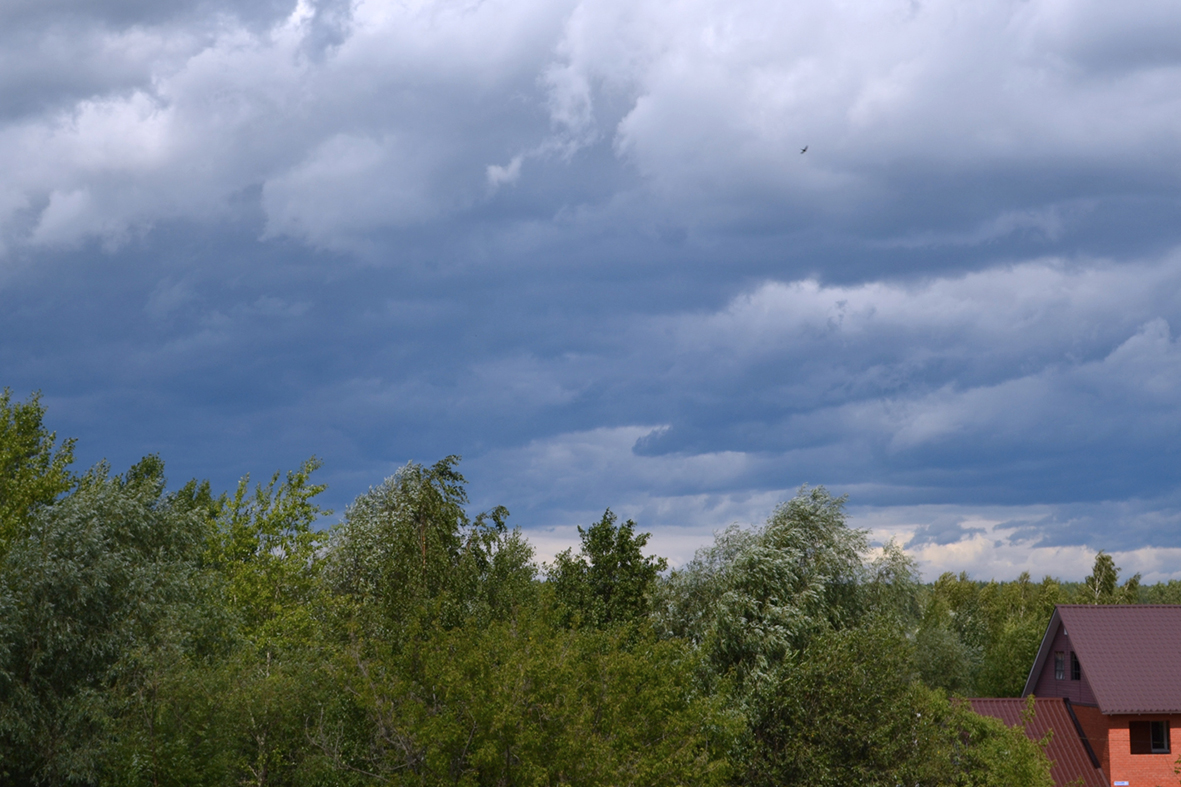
[1070,651,1081,681]
[1153,721,1170,754]
[1130,721,1170,754]
[1055,652,1065,680]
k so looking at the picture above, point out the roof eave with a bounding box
[1022,607,1062,698]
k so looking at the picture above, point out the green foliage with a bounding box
[916,551,1160,698]
[916,570,1062,697]
[860,539,922,625]
[653,486,871,685]
[328,609,735,786]
[744,623,927,787]
[974,617,1045,697]
[0,392,1151,787]
[206,456,332,646]
[1083,551,1119,601]
[326,456,536,641]
[1082,551,1141,604]
[654,490,1055,787]
[0,453,340,787]
[318,462,731,786]
[0,457,211,785]
[99,458,344,787]
[101,640,349,787]
[0,389,75,554]
[548,509,668,628]
[744,624,1053,787]
[1143,580,1181,604]
[938,697,1056,787]
[915,622,977,695]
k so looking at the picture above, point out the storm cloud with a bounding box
[3,0,1181,579]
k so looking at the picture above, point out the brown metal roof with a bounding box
[970,697,1107,787]
[1051,604,1181,714]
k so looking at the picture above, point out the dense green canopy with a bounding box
[5,389,1165,786]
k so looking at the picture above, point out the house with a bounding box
[969,696,1108,787]
[971,604,1181,787]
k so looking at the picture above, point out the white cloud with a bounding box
[262,133,442,244]
[678,254,1181,353]
[0,0,574,251]
[650,252,1181,446]
[466,424,780,565]
[439,249,1181,567]
[465,423,1181,579]
[1,0,1180,252]
[854,503,1181,583]
[30,189,96,246]
[7,0,1181,579]
[486,155,524,189]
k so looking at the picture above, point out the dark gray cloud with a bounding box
[905,517,987,548]
[3,0,1181,579]
[0,0,296,28]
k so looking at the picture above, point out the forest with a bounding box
[1,389,1177,786]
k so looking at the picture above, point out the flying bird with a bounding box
[800,146,808,154]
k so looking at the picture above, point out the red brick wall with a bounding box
[1071,704,1110,778]
[1077,699,1110,775]
[1105,714,1181,787]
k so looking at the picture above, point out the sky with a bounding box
[3,0,1181,581]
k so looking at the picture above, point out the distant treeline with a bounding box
[0,388,1170,786]
[914,553,1174,700]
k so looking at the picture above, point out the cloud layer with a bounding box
[3,0,1181,581]
[4,0,1181,254]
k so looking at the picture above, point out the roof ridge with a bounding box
[1053,604,1181,714]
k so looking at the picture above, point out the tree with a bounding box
[0,389,75,554]
[205,456,332,645]
[1084,551,1119,602]
[1143,580,1181,604]
[325,605,735,786]
[744,624,1053,787]
[860,539,922,625]
[916,570,1064,697]
[1082,551,1141,604]
[325,456,535,640]
[914,622,977,695]
[975,618,1046,697]
[0,457,210,785]
[96,459,348,787]
[653,486,868,685]
[319,463,732,786]
[548,509,668,628]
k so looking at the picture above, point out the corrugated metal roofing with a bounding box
[970,697,1107,787]
[1054,605,1181,714]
